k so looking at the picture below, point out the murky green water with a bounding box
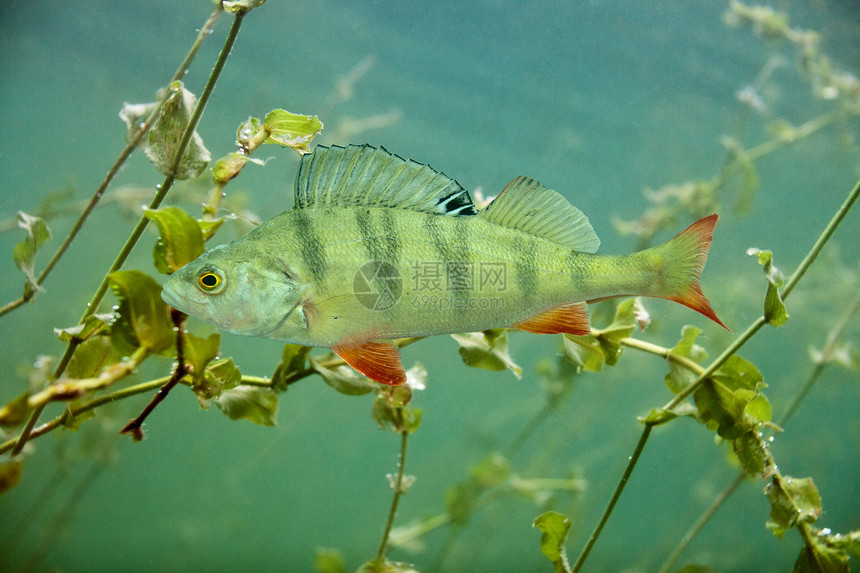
[1,1,858,571]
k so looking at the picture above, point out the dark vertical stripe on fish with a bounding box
[514,236,538,303]
[355,208,383,262]
[564,249,585,288]
[355,208,401,265]
[450,218,475,315]
[423,215,453,263]
[379,208,401,265]
[293,208,327,284]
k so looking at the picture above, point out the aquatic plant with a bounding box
[1,2,858,571]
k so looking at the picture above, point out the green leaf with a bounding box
[314,548,346,573]
[562,299,647,372]
[562,333,605,372]
[693,355,769,439]
[469,453,510,489]
[211,152,249,185]
[638,402,699,426]
[196,357,242,407]
[271,343,312,392]
[533,511,572,573]
[184,332,221,379]
[223,0,267,14]
[144,206,205,274]
[311,355,377,396]
[198,218,224,242]
[846,530,860,560]
[0,461,23,495]
[594,297,642,366]
[793,538,850,573]
[371,372,423,434]
[732,430,769,476]
[451,329,522,378]
[747,248,789,327]
[65,336,122,380]
[0,393,30,428]
[215,385,278,426]
[183,333,229,403]
[261,109,323,154]
[765,476,822,539]
[665,325,708,395]
[59,404,95,431]
[108,270,174,355]
[53,313,113,343]
[118,101,159,142]
[12,211,51,294]
[145,81,211,179]
[445,483,474,527]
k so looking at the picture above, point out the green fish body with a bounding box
[162,145,725,384]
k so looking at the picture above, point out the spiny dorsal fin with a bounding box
[295,144,477,216]
[478,176,600,253]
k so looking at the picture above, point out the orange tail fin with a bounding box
[655,214,728,330]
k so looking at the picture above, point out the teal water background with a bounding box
[1,1,858,571]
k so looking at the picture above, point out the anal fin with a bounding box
[332,340,406,385]
[512,302,591,335]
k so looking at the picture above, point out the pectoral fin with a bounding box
[332,340,407,385]
[512,302,591,335]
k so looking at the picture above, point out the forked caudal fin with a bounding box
[652,214,728,330]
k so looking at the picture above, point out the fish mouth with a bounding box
[160,287,185,311]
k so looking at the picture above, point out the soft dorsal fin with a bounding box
[477,176,600,253]
[295,144,478,216]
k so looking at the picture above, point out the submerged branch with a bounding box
[572,425,653,573]
[376,430,410,560]
[120,309,188,441]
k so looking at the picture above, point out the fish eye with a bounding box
[197,269,224,293]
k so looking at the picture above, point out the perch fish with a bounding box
[161,144,726,385]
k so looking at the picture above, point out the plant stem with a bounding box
[120,309,188,441]
[657,472,745,573]
[0,4,224,320]
[620,337,706,376]
[571,424,653,573]
[377,429,410,560]
[782,179,860,299]
[21,460,103,573]
[778,291,860,425]
[8,9,247,458]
